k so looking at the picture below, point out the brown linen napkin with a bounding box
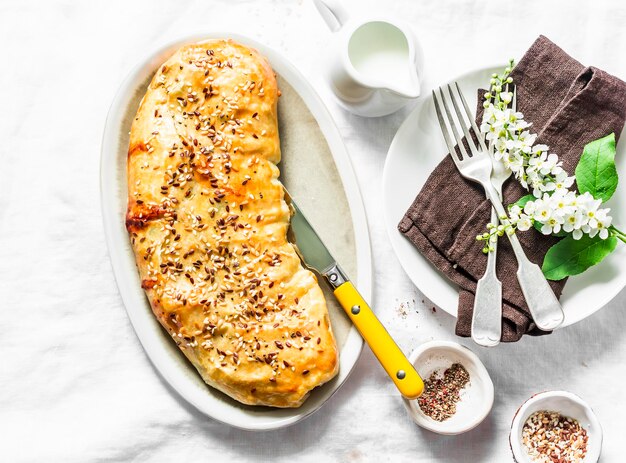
[398,35,626,341]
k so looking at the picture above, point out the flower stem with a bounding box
[610,226,626,243]
[610,225,626,236]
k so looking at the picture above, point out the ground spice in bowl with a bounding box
[417,363,470,421]
[522,411,588,463]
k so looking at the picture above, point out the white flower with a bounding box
[598,226,610,239]
[542,180,557,192]
[514,119,530,131]
[533,201,552,222]
[523,200,537,215]
[517,131,537,154]
[516,214,533,231]
[591,208,612,239]
[528,151,558,176]
[551,165,564,176]
[540,153,559,175]
[509,205,522,221]
[553,170,575,190]
[563,211,585,232]
[580,195,603,226]
[577,191,601,210]
[551,190,576,218]
[541,215,564,235]
[505,151,524,173]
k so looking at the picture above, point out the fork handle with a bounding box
[482,183,565,331]
[508,233,565,331]
[471,205,502,347]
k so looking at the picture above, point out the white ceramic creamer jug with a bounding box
[313,0,423,117]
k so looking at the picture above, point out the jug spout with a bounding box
[384,66,421,99]
[313,0,349,32]
[387,80,421,99]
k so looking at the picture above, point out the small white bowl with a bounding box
[402,340,494,435]
[510,391,603,463]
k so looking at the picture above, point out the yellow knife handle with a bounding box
[333,281,424,399]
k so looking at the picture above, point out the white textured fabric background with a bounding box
[2,0,626,461]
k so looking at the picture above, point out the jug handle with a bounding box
[312,0,349,32]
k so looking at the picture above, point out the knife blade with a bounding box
[287,195,423,399]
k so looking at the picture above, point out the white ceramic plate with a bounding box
[383,66,626,327]
[101,33,371,430]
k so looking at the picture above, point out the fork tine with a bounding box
[454,82,488,152]
[486,84,496,156]
[438,88,469,159]
[446,84,480,156]
[432,90,457,159]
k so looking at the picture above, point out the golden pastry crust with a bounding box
[126,39,338,407]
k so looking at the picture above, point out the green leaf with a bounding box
[509,194,535,210]
[575,133,618,202]
[542,234,617,280]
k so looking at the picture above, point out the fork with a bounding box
[432,83,565,332]
[470,85,516,347]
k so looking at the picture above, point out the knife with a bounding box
[287,196,424,399]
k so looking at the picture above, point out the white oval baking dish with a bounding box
[100,33,371,431]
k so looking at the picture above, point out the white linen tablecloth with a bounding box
[2,0,626,461]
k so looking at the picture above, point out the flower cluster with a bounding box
[479,64,613,242]
[480,65,577,197]
[509,191,612,239]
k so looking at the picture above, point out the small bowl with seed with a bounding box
[510,391,602,463]
[402,340,494,435]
